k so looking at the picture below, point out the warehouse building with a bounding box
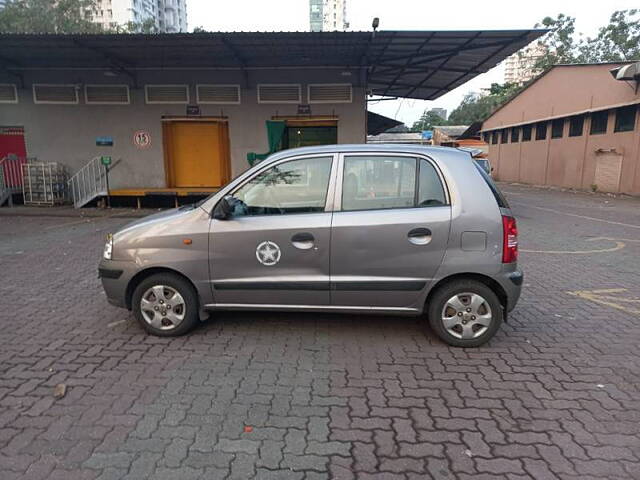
[481,62,640,195]
[0,31,541,207]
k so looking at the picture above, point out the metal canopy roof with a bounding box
[0,30,545,100]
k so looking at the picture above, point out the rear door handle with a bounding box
[408,227,432,245]
[291,232,315,250]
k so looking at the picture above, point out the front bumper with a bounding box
[99,258,139,309]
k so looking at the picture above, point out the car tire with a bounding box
[132,273,199,337]
[427,280,503,347]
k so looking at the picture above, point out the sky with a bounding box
[186,0,638,126]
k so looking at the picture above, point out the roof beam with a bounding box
[376,39,521,64]
[402,32,485,98]
[426,31,530,99]
[381,32,436,97]
[373,65,484,76]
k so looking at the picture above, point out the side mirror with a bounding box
[213,196,234,220]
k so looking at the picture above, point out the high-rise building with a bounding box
[503,43,546,84]
[89,0,188,33]
[429,108,447,120]
[309,0,349,32]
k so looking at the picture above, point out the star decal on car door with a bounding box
[256,241,281,266]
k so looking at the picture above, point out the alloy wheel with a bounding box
[140,285,186,331]
[441,292,493,340]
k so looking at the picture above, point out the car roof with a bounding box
[266,144,472,163]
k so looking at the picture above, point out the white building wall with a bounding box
[0,69,365,190]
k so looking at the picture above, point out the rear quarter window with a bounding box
[473,162,509,208]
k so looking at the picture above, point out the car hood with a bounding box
[115,205,204,238]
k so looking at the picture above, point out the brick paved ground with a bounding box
[1,185,639,479]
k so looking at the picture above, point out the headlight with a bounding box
[103,234,113,260]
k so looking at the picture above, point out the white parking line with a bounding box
[521,237,625,254]
[511,202,640,230]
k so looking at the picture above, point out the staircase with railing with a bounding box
[0,156,28,207]
[68,156,108,208]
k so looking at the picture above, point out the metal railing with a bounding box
[67,157,108,208]
[0,156,29,206]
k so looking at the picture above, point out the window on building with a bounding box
[510,127,520,143]
[614,105,637,133]
[535,122,547,140]
[590,110,608,135]
[491,132,498,145]
[569,115,584,137]
[522,125,532,141]
[551,119,564,138]
[500,129,508,144]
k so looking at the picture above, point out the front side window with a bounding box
[500,129,508,144]
[232,156,332,216]
[536,122,547,140]
[614,105,637,133]
[510,127,520,143]
[491,132,498,144]
[522,125,532,141]
[341,156,446,211]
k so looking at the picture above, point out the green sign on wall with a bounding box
[100,156,112,166]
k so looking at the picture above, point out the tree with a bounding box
[446,82,523,125]
[530,14,579,73]
[0,0,159,34]
[411,110,448,132]
[580,9,640,62]
[529,10,640,76]
[0,0,103,33]
[438,10,640,126]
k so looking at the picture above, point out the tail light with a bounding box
[502,215,518,263]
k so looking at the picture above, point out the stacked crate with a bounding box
[22,162,68,206]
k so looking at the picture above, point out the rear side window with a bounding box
[418,160,446,207]
[341,156,446,211]
[474,162,509,208]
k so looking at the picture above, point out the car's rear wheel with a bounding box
[132,273,199,337]
[428,279,502,347]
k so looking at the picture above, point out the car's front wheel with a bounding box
[132,273,199,337]
[428,279,503,347]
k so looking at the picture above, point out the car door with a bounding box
[209,154,336,306]
[330,153,451,310]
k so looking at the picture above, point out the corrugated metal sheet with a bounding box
[0,31,545,100]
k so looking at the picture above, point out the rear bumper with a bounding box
[496,266,523,312]
[99,259,139,309]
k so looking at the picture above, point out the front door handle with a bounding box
[408,227,432,245]
[291,232,315,250]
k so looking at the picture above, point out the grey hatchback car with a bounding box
[99,145,522,347]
